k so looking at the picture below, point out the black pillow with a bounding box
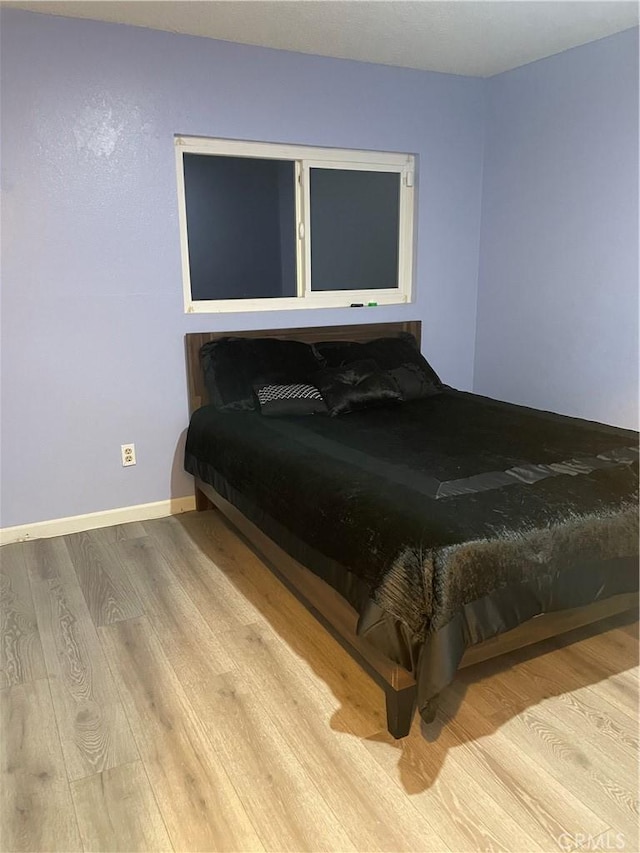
[254,383,327,417]
[315,359,402,417]
[201,337,321,411]
[314,333,442,401]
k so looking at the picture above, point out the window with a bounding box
[175,136,415,313]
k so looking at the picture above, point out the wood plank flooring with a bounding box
[1,510,637,852]
[0,545,45,689]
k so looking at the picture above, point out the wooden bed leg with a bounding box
[385,683,417,739]
[195,486,214,511]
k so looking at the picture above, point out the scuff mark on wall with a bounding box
[73,103,124,158]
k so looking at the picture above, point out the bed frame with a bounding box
[185,321,638,738]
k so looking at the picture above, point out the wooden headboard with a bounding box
[185,320,422,414]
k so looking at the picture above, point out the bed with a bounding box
[184,321,639,737]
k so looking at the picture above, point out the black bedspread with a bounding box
[185,390,638,719]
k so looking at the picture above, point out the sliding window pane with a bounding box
[309,168,400,291]
[183,154,297,300]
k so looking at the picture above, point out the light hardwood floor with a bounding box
[1,510,638,852]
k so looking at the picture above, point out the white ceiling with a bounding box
[4,1,639,77]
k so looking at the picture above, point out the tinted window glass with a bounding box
[183,154,297,300]
[309,168,400,291]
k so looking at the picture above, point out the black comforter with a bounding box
[185,390,638,720]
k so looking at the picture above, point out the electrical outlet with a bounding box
[121,443,136,467]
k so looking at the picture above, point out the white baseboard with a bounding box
[0,496,197,546]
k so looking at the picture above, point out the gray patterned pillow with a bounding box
[253,383,327,417]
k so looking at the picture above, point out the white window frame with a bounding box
[175,135,415,314]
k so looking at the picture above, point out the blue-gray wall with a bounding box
[0,9,485,527]
[475,28,639,429]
